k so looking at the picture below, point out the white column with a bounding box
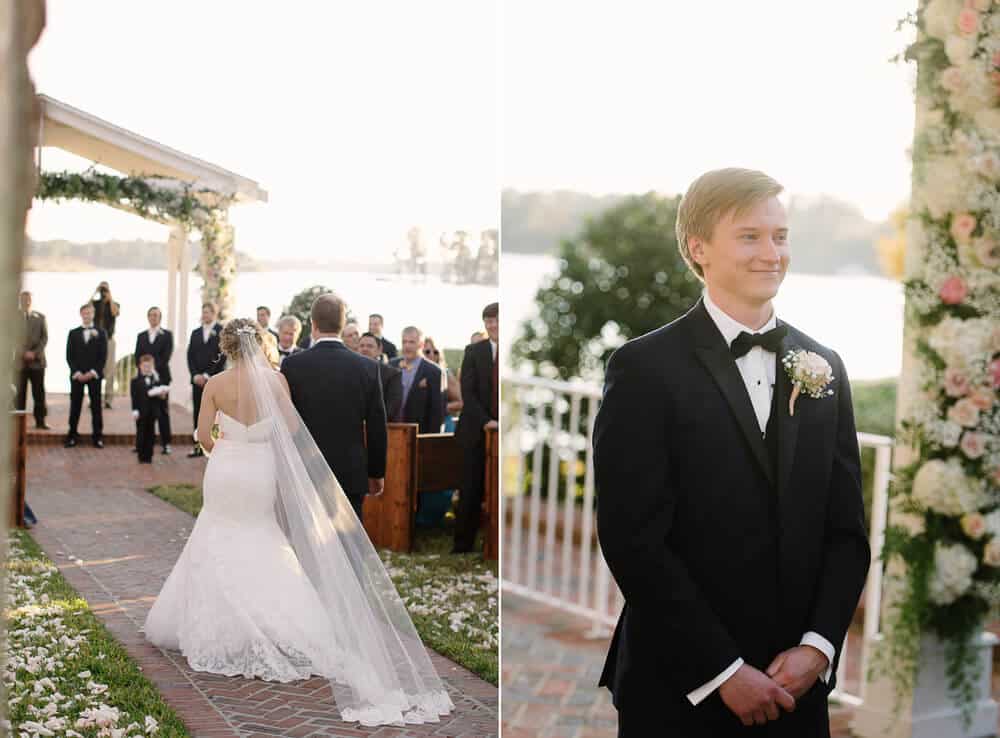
[176,225,192,411]
[165,224,190,410]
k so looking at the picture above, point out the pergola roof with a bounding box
[37,94,268,204]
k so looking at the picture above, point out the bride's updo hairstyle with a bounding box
[219,318,266,361]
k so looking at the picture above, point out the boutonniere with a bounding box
[782,349,835,416]
[418,377,428,388]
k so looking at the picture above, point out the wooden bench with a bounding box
[363,423,498,558]
[9,410,28,528]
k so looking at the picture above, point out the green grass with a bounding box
[852,378,898,526]
[148,484,499,685]
[6,529,190,737]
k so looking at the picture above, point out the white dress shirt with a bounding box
[686,291,834,706]
[148,327,161,344]
[489,339,497,362]
[201,322,216,344]
[313,336,344,346]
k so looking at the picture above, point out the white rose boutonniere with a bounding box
[782,349,835,416]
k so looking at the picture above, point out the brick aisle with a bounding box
[23,444,498,738]
[27,392,194,445]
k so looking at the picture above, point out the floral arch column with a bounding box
[855,1,1000,735]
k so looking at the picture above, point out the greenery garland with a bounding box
[875,0,1000,724]
[36,169,237,318]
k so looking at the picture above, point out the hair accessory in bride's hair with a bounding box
[236,326,257,336]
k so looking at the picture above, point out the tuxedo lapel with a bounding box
[775,326,801,501]
[688,300,775,486]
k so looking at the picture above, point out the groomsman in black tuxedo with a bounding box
[65,303,107,448]
[281,293,387,522]
[390,326,444,433]
[187,302,224,458]
[359,332,403,421]
[594,169,869,737]
[134,306,174,454]
[257,306,280,343]
[17,291,49,429]
[368,313,398,360]
[452,303,499,553]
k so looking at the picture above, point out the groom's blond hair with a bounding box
[675,168,783,282]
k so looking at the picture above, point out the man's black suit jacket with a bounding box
[130,373,167,418]
[455,339,495,448]
[379,361,404,422]
[135,329,174,385]
[390,357,444,433]
[66,327,108,379]
[280,340,387,504]
[594,298,870,737]
[187,324,224,381]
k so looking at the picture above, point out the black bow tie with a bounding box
[730,325,787,359]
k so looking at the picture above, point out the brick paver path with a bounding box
[27,392,194,445]
[24,444,498,738]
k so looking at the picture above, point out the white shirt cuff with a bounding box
[801,631,835,683]
[687,658,743,706]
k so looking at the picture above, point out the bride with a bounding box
[143,319,454,727]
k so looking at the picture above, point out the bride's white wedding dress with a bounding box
[142,329,454,727]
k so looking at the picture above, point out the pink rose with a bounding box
[994,49,1000,68]
[958,7,980,34]
[962,512,987,539]
[941,66,967,92]
[940,275,968,304]
[949,397,981,427]
[991,358,1000,388]
[961,431,987,459]
[945,367,971,397]
[970,387,997,410]
[985,539,1000,567]
[951,213,977,243]
[974,236,1000,267]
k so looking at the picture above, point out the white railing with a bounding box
[501,372,894,708]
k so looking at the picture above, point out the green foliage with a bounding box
[513,192,702,380]
[853,378,898,525]
[283,285,333,345]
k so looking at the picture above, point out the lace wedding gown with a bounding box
[144,412,345,683]
[143,331,454,727]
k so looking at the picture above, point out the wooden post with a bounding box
[10,410,27,528]
[483,426,499,560]
[363,423,417,552]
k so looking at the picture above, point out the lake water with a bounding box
[21,269,498,392]
[502,253,904,381]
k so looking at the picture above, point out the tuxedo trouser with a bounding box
[454,443,485,551]
[68,378,102,439]
[136,416,155,462]
[191,383,205,433]
[155,397,172,446]
[103,338,116,401]
[17,368,46,423]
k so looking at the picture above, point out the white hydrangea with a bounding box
[912,458,983,515]
[928,316,995,369]
[919,155,967,219]
[928,541,979,604]
[945,34,978,63]
[924,0,968,39]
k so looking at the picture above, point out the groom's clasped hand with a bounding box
[718,644,829,727]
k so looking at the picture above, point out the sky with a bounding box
[27,1,499,262]
[502,0,918,222]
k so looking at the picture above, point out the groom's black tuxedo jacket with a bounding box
[280,340,388,504]
[594,298,870,737]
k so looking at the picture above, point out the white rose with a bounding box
[919,156,966,219]
[912,458,982,515]
[940,420,964,447]
[948,397,981,427]
[928,541,978,604]
[985,539,1000,567]
[940,66,968,93]
[962,512,987,539]
[961,431,989,459]
[984,510,1000,538]
[974,109,1000,136]
[925,0,967,39]
[973,151,1000,179]
[945,35,978,63]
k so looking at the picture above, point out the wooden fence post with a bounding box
[483,426,499,560]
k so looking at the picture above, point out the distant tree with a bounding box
[283,285,332,347]
[512,192,702,381]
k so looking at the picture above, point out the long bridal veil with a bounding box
[232,328,453,726]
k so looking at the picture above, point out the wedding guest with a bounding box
[343,320,361,352]
[390,326,443,433]
[131,355,169,464]
[276,315,303,364]
[16,291,49,429]
[423,336,461,418]
[257,305,280,342]
[369,313,398,360]
[470,330,487,345]
[65,303,107,448]
[452,302,498,553]
[91,281,120,409]
[187,303,224,458]
[134,306,174,454]
[360,332,403,421]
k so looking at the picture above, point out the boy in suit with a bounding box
[131,355,169,463]
[134,306,174,454]
[65,303,107,448]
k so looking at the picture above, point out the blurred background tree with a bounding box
[875,206,907,281]
[283,284,332,347]
[512,192,702,380]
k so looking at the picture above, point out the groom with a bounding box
[594,168,870,737]
[280,293,387,523]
